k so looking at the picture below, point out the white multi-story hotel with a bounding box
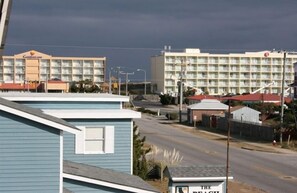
[0,50,106,84]
[151,48,297,96]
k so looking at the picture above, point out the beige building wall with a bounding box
[46,82,69,93]
[26,59,40,81]
[151,55,165,94]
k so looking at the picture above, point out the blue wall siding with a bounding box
[18,101,121,109]
[0,112,61,193]
[64,119,132,174]
[64,179,128,193]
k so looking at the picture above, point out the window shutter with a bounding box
[75,126,85,154]
[104,126,114,153]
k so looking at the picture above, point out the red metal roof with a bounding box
[222,93,291,104]
[0,83,37,90]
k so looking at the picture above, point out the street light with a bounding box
[137,69,146,95]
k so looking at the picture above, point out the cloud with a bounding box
[4,0,297,80]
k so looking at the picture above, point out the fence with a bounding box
[201,114,275,141]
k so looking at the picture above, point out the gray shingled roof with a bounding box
[0,97,79,132]
[188,99,229,110]
[165,165,227,178]
[63,160,159,193]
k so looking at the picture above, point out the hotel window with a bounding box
[165,57,175,63]
[41,59,50,67]
[52,60,61,67]
[62,60,72,67]
[262,58,270,64]
[198,57,208,63]
[75,126,114,154]
[3,59,13,66]
[240,57,249,64]
[15,59,25,67]
[73,60,83,67]
[188,57,197,63]
[94,69,103,75]
[84,60,93,68]
[251,58,260,64]
[94,61,103,68]
[4,75,12,81]
[219,57,228,64]
[272,58,281,65]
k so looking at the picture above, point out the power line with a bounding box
[6,43,286,53]
[6,43,163,51]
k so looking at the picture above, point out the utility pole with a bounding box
[226,99,231,193]
[119,71,134,96]
[179,76,183,123]
[109,67,114,94]
[178,59,188,123]
[115,67,121,95]
[137,69,146,95]
[280,52,286,145]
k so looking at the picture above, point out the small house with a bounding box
[164,165,233,193]
[187,99,229,124]
[230,105,261,124]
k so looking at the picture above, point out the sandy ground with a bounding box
[229,180,268,193]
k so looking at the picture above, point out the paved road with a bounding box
[134,114,297,193]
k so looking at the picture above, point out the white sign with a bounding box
[189,182,223,193]
[174,182,224,193]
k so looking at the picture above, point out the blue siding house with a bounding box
[0,97,80,193]
[0,93,159,193]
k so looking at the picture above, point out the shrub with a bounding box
[166,113,178,120]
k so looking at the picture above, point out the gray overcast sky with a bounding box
[4,0,297,81]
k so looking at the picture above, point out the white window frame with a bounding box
[75,126,114,154]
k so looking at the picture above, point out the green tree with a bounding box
[283,100,297,132]
[184,87,196,105]
[69,81,79,93]
[266,101,297,143]
[133,122,151,179]
[159,94,173,105]
[250,102,278,121]
[69,79,101,93]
